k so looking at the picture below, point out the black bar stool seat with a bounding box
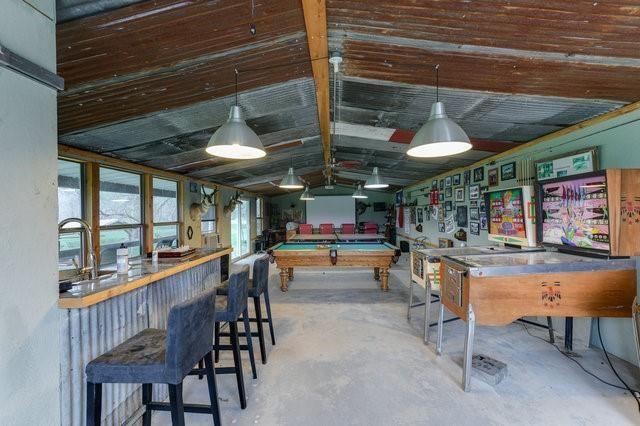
[216,256,276,365]
[85,288,221,426]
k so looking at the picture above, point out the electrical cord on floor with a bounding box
[597,318,640,413]
[520,322,640,412]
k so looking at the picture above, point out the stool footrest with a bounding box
[218,331,260,338]
[146,402,213,414]
[214,344,250,351]
[214,367,237,375]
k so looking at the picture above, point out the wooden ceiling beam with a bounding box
[301,0,331,177]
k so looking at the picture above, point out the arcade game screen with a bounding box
[488,188,527,239]
[539,173,610,252]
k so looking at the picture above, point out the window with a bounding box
[58,159,83,270]
[231,198,250,259]
[99,167,143,265]
[153,177,179,249]
[201,186,217,235]
[256,197,264,237]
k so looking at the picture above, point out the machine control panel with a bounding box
[443,265,464,307]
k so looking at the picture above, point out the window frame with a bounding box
[98,166,144,265]
[57,158,86,271]
[256,197,264,237]
[151,176,180,249]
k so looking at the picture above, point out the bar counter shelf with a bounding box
[59,247,231,425]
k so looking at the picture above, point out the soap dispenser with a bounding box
[116,243,129,275]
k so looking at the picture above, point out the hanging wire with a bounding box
[234,67,239,106]
[435,64,440,102]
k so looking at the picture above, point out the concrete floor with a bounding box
[153,258,640,425]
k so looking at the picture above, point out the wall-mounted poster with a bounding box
[432,180,438,189]
[453,174,461,186]
[464,170,471,185]
[535,148,598,181]
[454,187,465,202]
[437,205,445,221]
[395,190,404,205]
[445,176,452,187]
[488,167,499,186]
[470,207,480,221]
[480,200,486,215]
[439,193,444,202]
[410,207,416,224]
[473,167,484,182]
[445,187,452,198]
[426,206,431,221]
[417,207,424,223]
[456,205,468,227]
[469,184,480,200]
[438,222,445,232]
[501,162,516,180]
[470,222,480,235]
[480,215,488,230]
[439,179,444,190]
[445,201,452,211]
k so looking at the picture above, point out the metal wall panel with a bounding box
[59,259,220,425]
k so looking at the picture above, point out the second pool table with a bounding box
[267,242,401,292]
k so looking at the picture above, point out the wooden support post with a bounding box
[301,0,331,177]
[143,174,154,254]
[86,162,101,266]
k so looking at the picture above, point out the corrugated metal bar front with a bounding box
[59,259,220,426]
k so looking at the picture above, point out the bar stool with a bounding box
[217,255,276,364]
[213,265,257,409]
[85,288,220,426]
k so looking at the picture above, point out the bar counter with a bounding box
[59,247,231,425]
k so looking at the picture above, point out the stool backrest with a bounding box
[341,223,355,234]
[226,265,250,317]
[252,255,269,294]
[165,288,216,383]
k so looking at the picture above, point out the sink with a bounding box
[59,269,116,292]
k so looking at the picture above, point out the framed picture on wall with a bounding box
[501,162,516,181]
[438,222,446,233]
[454,187,465,202]
[470,207,480,221]
[417,207,424,223]
[464,170,471,185]
[453,174,461,186]
[445,201,452,211]
[445,176,452,187]
[439,179,444,190]
[473,167,484,182]
[535,148,599,181]
[469,184,480,200]
[445,187,452,198]
[456,205,468,227]
[488,167,499,186]
[480,200,486,215]
[439,193,444,202]
[395,190,403,205]
[480,215,488,230]
[432,180,438,189]
[470,222,480,235]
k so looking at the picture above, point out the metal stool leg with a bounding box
[142,383,152,426]
[546,316,555,344]
[229,321,247,409]
[214,322,220,363]
[168,382,185,426]
[462,304,476,392]
[436,302,445,355]
[254,296,267,364]
[264,288,276,345]
[408,280,414,320]
[423,275,433,344]
[86,381,102,426]
[242,309,257,379]
[204,352,222,426]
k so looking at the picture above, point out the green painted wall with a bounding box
[401,106,640,364]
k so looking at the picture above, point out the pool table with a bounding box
[267,241,401,292]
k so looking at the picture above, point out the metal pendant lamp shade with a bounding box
[407,101,472,158]
[279,167,304,189]
[206,105,266,159]
[364,167,389,189]
[300,186,315,200]
[352,184,368,199]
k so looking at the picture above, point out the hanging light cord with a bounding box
[435,64,439,102]
[234,68,239,106]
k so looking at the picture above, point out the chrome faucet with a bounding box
[58,218,98,280]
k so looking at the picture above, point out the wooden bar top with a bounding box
[58,247,232,309]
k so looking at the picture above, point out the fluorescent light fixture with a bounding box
[364,167,389,189]
[352,184,368,199]
[279,167,304,189]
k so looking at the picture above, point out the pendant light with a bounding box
[364,166,389,189]
[206,68,266,159]
[407,64,472,158]
[279,155,304,189]
[352,184,368,199]
[300,186,315,201]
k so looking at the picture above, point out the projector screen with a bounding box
[306,196,356,227]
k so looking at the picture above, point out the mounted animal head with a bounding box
[223,190,243,215]
[356,201,372,216]
[189,185,218,221]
